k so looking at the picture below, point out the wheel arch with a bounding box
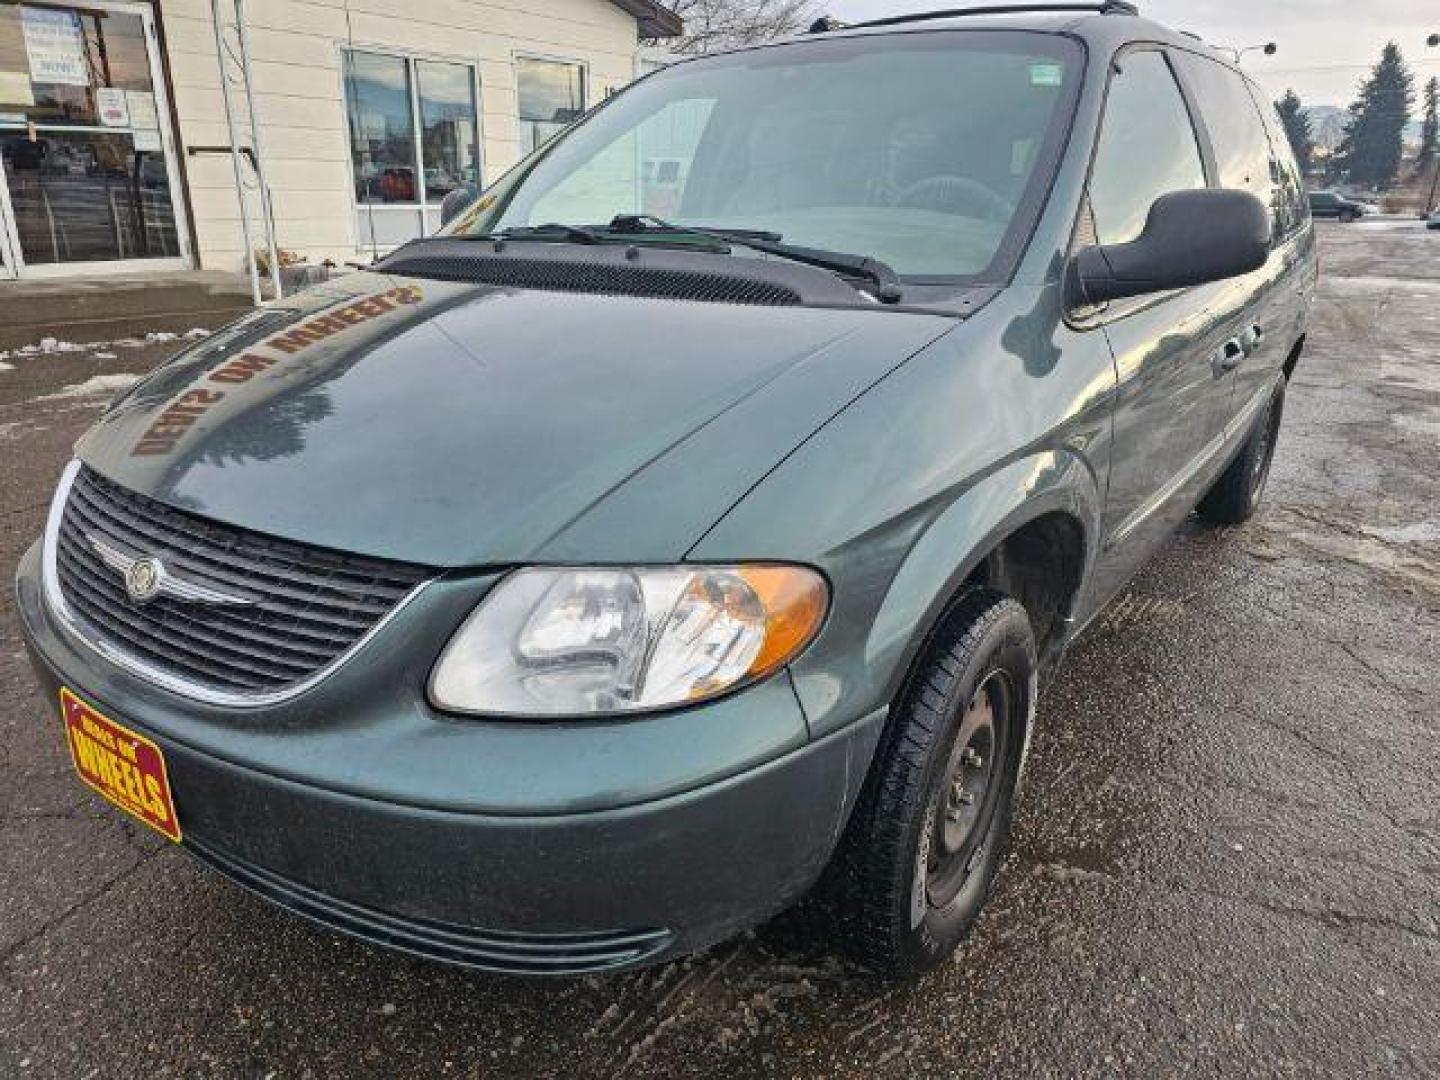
[863,450,1101,723]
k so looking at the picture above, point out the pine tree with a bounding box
[1417,76,1439,175]
[1335,43,1414,189]
[1274,90,1315,175]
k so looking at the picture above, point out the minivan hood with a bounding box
[76,273,955,566]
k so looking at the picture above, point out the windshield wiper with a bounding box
[609,215,782,244]
[473,223,611,245]
[607,214,904,304]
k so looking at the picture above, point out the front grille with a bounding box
[53,466,431,698]
[380,253,804,306]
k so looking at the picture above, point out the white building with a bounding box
[0,0,681,283]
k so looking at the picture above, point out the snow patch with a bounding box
[41,373,144,400]
[0,361,13,373]
[1363,521,1440,546]
[2,327,214,359]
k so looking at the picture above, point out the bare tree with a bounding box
[663,0,816,55]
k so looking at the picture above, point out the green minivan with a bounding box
[17,2,1315,977]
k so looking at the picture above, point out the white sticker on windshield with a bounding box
[1030,63,1064,88]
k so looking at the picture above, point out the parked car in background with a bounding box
[1427,208,1440,230]
[1308,190,1368,221]
[17,2,1315,979]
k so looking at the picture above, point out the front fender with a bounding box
[690,285,1115,741]
[794,450,1101,740]
[865,451,1100,700]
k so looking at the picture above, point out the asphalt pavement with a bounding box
[1,222,1436,1078]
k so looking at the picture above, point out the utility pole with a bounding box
[1429,34,1440,214]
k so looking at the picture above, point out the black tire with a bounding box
[1339,209,1357,223]
[818,589,1035,978]
[1196,381,1285,526]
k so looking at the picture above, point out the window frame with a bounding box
[1070,42,1218,325]
[513,51,590,158]
[338,45,484,244]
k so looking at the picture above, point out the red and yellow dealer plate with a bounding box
[60,689,181,842]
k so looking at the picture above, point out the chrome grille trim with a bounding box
[42,461,435,709]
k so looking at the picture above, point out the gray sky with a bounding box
[822,0,1440,107]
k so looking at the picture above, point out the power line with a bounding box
[1259,58,1440,76]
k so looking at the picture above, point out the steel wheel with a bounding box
[921,671,1012,911]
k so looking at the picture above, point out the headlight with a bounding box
[429,565,828,717]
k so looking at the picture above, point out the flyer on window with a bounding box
[98,87,130,127]
[21,7,89,88]
[126,90,159,129]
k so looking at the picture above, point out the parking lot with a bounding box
[1,221,1436,1078]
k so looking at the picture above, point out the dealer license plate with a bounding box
[60,688,181,842]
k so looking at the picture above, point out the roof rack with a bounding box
[809,2,1139,33]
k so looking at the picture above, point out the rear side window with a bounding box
[1172,53,1272,201]
[1247,82,1311,239]
[1089,50,1206,246]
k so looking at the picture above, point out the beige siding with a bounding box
[156,0,641,272]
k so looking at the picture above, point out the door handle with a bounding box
[1213,340,1244,376]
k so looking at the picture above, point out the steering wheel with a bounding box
[893,175,1014,222]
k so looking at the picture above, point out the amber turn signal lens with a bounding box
[737,565,829,679]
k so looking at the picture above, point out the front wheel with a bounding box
[1197,381,1285,525]
[819,590,1035,977]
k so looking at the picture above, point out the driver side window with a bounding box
[1089,50,1207,246]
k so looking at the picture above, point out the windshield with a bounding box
[445,32,1083,283]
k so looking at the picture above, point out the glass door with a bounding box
[0,1,190,276]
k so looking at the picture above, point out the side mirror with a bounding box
[1068,189,1271,306]
[439,183,481,228]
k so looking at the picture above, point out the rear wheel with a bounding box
[1197,381,1285,525]
[819,590,1034,977]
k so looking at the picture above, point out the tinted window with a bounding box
[1247,82,1310,238]
[1172,53,1271,200]
[1089,50,1206,246]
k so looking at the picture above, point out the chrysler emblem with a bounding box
[124,557,165,603]
[85,534,257,608]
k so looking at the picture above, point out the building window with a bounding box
[342,49,479,248]
[517,57,585,155]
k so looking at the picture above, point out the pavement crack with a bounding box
[0,848,162,966]
[1241,894,1440,946]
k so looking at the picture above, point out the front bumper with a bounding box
[16,542,884,974]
